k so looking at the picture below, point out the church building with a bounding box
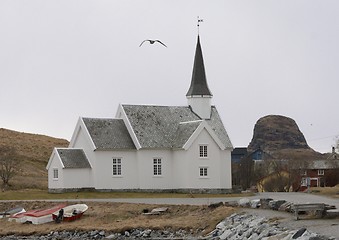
[46,35,233,193]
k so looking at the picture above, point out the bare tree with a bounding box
[239,156,255,190]
[0,147,20,187]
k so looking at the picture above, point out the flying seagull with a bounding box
[139,39,167,48]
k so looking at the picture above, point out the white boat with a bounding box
[9,204,67,224]
[0,207,25,218]
[52,204,88,222]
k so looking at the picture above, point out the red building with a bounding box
[298,158,339,191]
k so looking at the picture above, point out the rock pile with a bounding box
[204,213,334,240]
[1,212,335,240]
[0,228,201,240]
[227,197,339,219]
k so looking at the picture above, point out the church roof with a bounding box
[122,104,232,149]
[56,148,91,168]
[172,121,202,148]
[186,35,212,97]
[82,118,136,150]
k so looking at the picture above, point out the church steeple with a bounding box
[186,35,213,119]
[186,35,212,97]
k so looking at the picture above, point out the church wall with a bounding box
[47,153,64,189]
[93,150,139,189]
[172,149,189,189]
[137,149,173,190]
[182,129,230,189]
[62,168,92,188]
[219,150,232,189]
[71,124,96,186]
[187,97,211,119]
[47,151,93,191]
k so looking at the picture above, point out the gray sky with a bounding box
[1,1,338,153]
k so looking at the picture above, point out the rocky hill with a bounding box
[0,128,69,189]
[247,115,324,160]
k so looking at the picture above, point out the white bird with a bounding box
[139,39,167,48]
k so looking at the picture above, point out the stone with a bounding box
[238,198,250,207]
[292,228,307,239]
[250,199,261,208]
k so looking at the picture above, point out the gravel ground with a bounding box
[241,208,339,239]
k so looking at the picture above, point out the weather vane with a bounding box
[197,16,203,35]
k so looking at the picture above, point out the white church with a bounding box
[46,35,233,193]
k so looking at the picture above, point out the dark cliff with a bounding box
[247,115,323,159]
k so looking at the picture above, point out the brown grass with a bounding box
[0,201,235,237]
[310,185,339,198]
[0,128,68,190]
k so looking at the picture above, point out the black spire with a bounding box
[186,35,212,97]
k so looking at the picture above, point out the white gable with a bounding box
[69,117,96,150]
[183,120,227,151]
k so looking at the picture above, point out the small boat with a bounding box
[9,204,67,224]
[0,207,25,218]
[52,204,88,222]
[143,207,168,215]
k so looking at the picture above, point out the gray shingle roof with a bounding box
[82,118,136,150]
[310,159,339,169]
[57,149,91,168]
[122,104,233,149]
[172,121,202,148]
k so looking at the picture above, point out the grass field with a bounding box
[310,185,339,198]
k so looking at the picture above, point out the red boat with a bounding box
[52,204,88,222]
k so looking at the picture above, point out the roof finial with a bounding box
[197,16,203,35]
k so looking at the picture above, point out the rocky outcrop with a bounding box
[248,115,309,152]
[247,115,323,159]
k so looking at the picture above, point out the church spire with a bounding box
[186,35,212,97]
[186,35,213,119]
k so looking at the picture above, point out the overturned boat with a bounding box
[9,204,67,224]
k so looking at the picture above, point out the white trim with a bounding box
[186,95,212,99]
[117,104,142,150]
[69,119,80,148]
[80,117,97,150]
[46,148,65,169]
[46,148,56,170]
[69,117,97,151]
[183,121,226,150]
[179,120,203,124]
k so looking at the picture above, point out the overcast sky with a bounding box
[1,1,338,153]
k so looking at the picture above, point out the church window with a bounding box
[112,158,122,176]
[53,168,58,180]
[199,167,208,177]
[153,158,162,176]
[199,145,208,158]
